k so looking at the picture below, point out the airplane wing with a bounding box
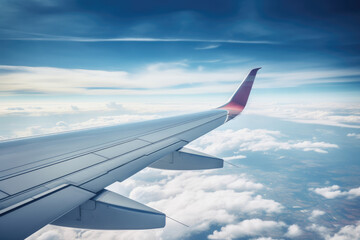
[0,68,260,240]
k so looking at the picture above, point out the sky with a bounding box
[1,0,360,239]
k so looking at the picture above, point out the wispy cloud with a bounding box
[1,35,277,44]
[195,44,221,50]
[347,133,360,139]
[1,65,360,97]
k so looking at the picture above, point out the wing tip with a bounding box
[249,67,262,76]
[218,67,261,121]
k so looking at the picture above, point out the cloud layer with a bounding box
[27,170,283,240]
[189,128,338,155]
[1,65,360,96]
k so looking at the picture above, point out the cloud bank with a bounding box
[1,65,360,96]
[189,128,338,155]
[27,170,283,240]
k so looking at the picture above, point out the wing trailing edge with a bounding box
[52,189,165,230]
[149,147,223,170]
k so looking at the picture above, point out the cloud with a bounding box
[1,102,110,117]
[71,105,79,111]
[34,228,77,240]
[28,170,283,240]
[307,222,360,240]
[208,219,286,239]
[55,121,68,127]
[258,69,360,88]
[306,224,331,239]
[285,224,303,238]
[6,107,25,111]
[250,238,281,240]
[1,65,360,97]
[0,64,245,96]
[247,102,360,129]
[327,221,360,240]
[28,225,162,240]
[189,128,338,156]
[223,155,247,161]
[309,209,326,221]
[4,36,275,44]
[309,185,360,199]
[195,44,220,50]
[347,133,360,139]
[106,102,127,111]
[309,185,344,199]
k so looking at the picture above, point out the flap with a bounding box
[0,185,94,240]
[149,147,223,170]
[52,190,165,230]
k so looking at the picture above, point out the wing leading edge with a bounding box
[0,68,260,239]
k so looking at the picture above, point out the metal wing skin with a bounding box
[0,68,260,239]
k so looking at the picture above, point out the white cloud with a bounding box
[7,36,275,44]
[348,187,360,198]
[195,44,220,50]
[310,185,360,199]
[347,133,360,139]
[310,185,344,199]
[307,222,360,240]
[7,107,24,110]
[34,228,77,240]
[223,155,247,161]
[247,102,360,128]
[309,209,326,221]
[106,102,127,111]
[125,172,282,240]
[27,170,283,240]
[306,224,331,239]
[1,65,360,97]
[0,64,246,96]
[1,102,109,116]
[71,105,79,111]
[189,128,338,155]
[259,69,360,88]
[250,238,282,240]
[28,225,162,240]
[285,224,303,238]
[208,219,286,239]
[328,221,360,240]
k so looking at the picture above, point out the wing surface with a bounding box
[0,68,260,239]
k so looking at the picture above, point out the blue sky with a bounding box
[1,1,360,240]
[1,0,360,101]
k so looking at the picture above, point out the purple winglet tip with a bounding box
[219,68,261,120]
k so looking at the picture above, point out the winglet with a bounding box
[219,68,261,121]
